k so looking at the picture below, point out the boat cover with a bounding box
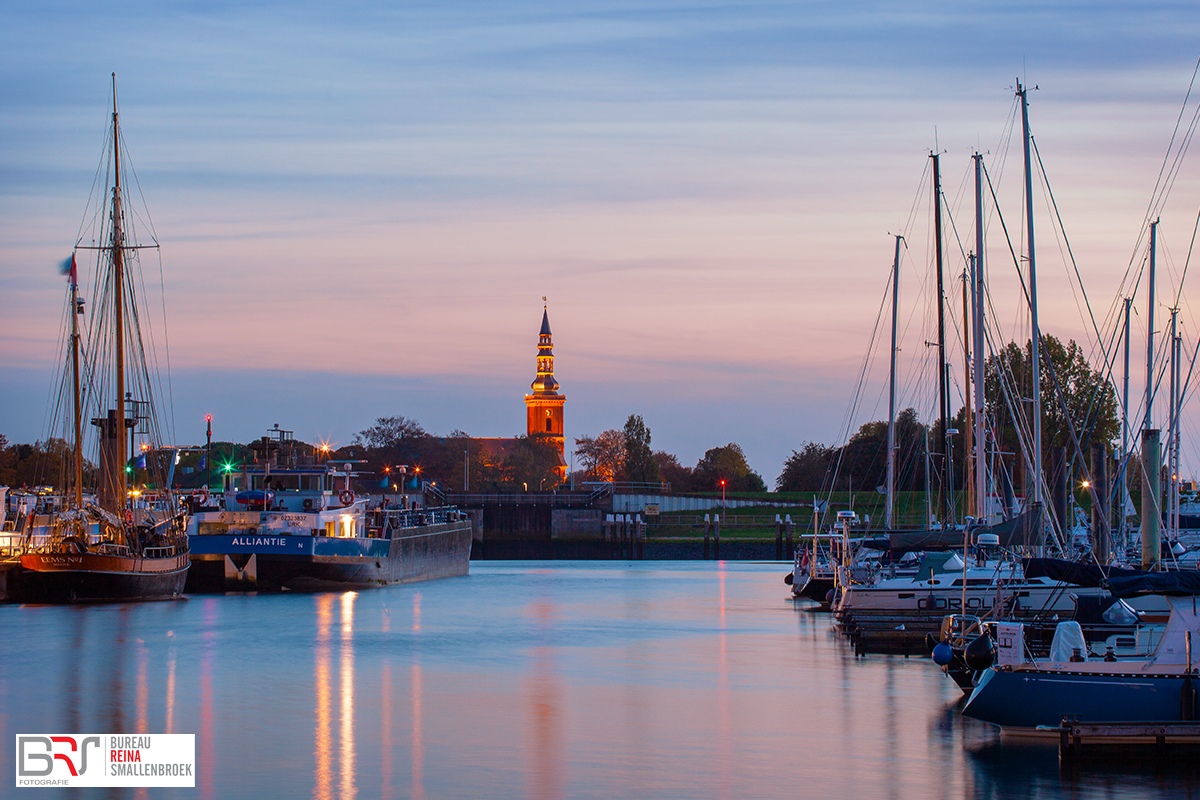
[1108,570,1200,597]
[859,530,969,553]
[1023,558,1143,588]
[984,505,1044,548]
[858,506,1045,554]
[1049,621,1087,662]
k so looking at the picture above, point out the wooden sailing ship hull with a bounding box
[13,551,189,603]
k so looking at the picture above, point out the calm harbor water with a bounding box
[3,561,1199,799]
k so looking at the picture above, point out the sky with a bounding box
[4,1,1200,484]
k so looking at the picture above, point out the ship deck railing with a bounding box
[375,506,464,530]
[143,546,178,558]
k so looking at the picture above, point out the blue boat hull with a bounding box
[963,666,1193,729]
[185,521,472,592]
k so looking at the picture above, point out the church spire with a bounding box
[524,301,567,480]
[530,303,559,395]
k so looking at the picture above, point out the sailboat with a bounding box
[12,76,190,602]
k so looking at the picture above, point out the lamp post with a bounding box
[720,479,726,515]
[205,414,212,491]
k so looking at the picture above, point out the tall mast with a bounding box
[932,151,949,525]
[112,73,127,511]
[1170,309,1179,539]
[70,257,83,513]
[1017,80,1043,522]
[1145,220,1158,432]
[973,153,986,521]
[1120,296,1132,551]
[886,234,902,529]
[1175,329,1183,538]
[962,265,972,519]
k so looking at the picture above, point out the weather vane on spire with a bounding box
[542,296,547,306]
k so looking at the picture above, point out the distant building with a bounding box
[524,306,568,480]
[458,305,568,487]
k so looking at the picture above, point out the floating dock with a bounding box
[1051,718,1200,761]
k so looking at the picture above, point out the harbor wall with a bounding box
[470,537,788,561]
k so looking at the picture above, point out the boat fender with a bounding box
[932,641,954,666]
[1183,675,1198,721]
[825,588,836,604]
[340,490,355,506]
[963,634,995,671]
[784,572,793,585]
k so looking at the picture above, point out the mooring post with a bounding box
[775,514,783,561]
[714,513,721,560]
[636,514,644,560]
[704,513,710,559]
[785,514,794,559]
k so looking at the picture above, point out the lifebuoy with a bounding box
[193,486,210,504]
[339,490,355,506]
[123,509,134,525]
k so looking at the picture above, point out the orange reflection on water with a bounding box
[380,662,392,800]
[134,641,149,800]
[165,640,176,734]
[199,599,218,800]
[411,662,424,800]
[136,641,148,733]
[411,590,425,800]
[717,564,730,800]
[340,592,357,800]
[527,601,562,800]
[314,594,334,800]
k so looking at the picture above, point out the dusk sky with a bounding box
[4,1,1200,483]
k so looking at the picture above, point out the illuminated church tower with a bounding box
[524,304,567,479]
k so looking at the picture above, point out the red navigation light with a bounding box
[720,479,726,487]
[206,414,212,422]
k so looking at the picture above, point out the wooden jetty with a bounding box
[1051,718,1200,761]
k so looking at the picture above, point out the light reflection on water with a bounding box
[2,562,1200,799]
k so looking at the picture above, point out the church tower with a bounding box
[524,304,567,479]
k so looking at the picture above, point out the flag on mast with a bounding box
[59,253,77,286]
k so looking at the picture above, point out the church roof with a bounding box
[540,308,552,336]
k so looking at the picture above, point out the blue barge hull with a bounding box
[185,521,472,592]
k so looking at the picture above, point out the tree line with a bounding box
[573,414,767,492]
